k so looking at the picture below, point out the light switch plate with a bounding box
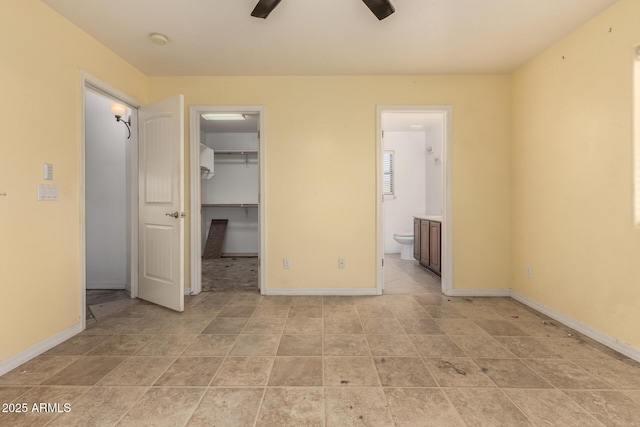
[43,163,53,180]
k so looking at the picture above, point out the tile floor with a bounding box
[1,255,640,426]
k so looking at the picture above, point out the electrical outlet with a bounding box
[283,258,291,269]
[526,265,533,278]
[338,258,346,269]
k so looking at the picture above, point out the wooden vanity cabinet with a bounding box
[413,218,441,276]
[429,221,441,274]
[420,220,430,267]
[413,218,421,260]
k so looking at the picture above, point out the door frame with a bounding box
[189,105,266,294]
[79,72,141,329]
[376,105,453,296]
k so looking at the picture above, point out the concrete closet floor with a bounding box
[1,256,640,426]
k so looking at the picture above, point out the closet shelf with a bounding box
[202,203,258,208]
[214,150,257,168]
[215,150,257,155]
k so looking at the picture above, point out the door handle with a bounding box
[165,211,186,219]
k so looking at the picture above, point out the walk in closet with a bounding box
[200,113,259,291]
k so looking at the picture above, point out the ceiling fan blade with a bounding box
[362,0,395,20]
[251,0,282,19]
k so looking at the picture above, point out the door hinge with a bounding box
[381,130,385,139]
[382,258,384,267]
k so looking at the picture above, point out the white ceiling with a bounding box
[42,0,619,75]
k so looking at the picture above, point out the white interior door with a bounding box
[138,95,185,311]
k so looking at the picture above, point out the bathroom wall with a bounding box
[85,90,131,289]
[383,131,427,253]
[424,124,444,215]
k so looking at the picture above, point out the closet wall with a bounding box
[201,131,259,256]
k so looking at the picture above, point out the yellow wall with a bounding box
[0,0,148,360]
[1,1,513,364]
[512,0,640,349]
[6,0,637,369]
[149,76,512,292]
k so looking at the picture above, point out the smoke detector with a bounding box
[149,33,169,46]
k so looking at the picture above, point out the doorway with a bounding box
[376,105,453,296]
[81,76,140,328]
[189,106,266,295]
[82,74,186,326]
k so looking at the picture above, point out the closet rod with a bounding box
[202,203,258,208]
[214,150,257,155]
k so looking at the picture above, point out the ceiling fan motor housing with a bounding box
[362,0,395,20]
[251,0,282,19]
[251,0,395,20]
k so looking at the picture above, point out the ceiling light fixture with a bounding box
[362,0,395,20]
[202,113,246,121]
[110,103,131,139]
[149,33,169,45]
[251,0,282,19]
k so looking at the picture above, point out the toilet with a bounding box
[393,232,414,260]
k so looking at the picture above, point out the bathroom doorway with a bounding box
[376,106,453,296]
[189,106,266,295]
[82,79,139,328]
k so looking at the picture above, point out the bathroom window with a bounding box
[635,48,640,227]
[383,150,394,196]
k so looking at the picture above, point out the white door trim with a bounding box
[189,105,266,294]
[376,105,453,296]
[79,72,141,329]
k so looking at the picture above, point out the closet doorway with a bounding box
[189,106,265,295]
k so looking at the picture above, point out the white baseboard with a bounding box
[262,287,381,296]
[0,322,82,377]
[184,287,192,295]
[450,288,512,297]
[511,290,640,363]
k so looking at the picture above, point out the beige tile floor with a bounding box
[1,255,640,426]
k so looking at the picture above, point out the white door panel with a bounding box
[139,95,184,311]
